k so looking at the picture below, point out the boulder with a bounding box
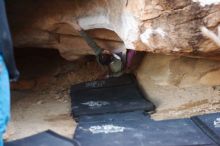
[137,54,220,120]
[6,0,220,60]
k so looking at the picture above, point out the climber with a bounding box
[69,20,124,77]
[0,0,19,145]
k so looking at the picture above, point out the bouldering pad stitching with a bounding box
[191,117,220,145]
[72,107,152,118]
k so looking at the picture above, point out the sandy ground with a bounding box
[8,90,75,140]
[5,48,107,141]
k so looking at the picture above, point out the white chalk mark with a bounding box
[140,28,153,45]
[201,26,220,47]
[120,12,140,49]
[155,28,166,38]
[140,28,167,45]
[193,0,220,6]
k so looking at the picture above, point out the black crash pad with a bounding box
[5,130,79,146]
[192,113,220,145]
[70,74,155,117]
[74,111,217,146]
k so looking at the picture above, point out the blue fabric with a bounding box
[0,134,2,146]
[0,55,10,146]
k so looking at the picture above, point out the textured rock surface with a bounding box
[6,0,220,60]
[137,54,220,120]
[137,54,220,87]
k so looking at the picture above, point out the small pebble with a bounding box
[36,100,43,105]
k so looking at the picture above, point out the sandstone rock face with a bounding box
[6,0,220,60]
[137,54,220,87]
[137,54,220,120]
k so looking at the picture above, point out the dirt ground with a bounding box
[5,48,107,141]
